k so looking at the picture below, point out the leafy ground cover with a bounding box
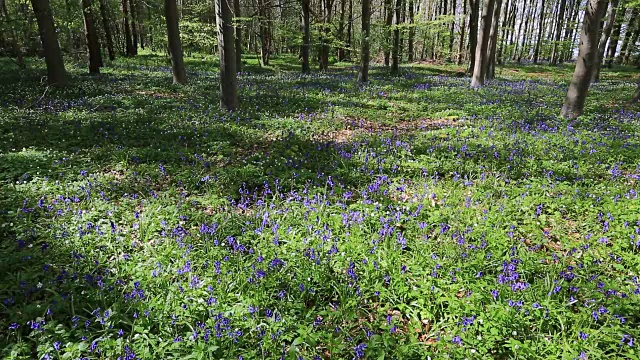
[1,55,640,359]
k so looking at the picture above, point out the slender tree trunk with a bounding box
[564,0,581,61]
[346,0,353,59]
[30,0,66,85]
[606,0,625,67]
[592,0,618,82]
[623,23,640,64]
[338,0,346,60]
[512,0,525,61]
[471,0,494,87]
[391,0,402,73]
[234,0,242,71]
[618,8,638,63]
[215,0,238,110]
[358,0,370,82]
[98,0,115,60]
[468,0,479,73]
[165,0,186,84]
[319,0,334,70]
[486,0,502,80]
[447,0,454,60]
[457,0,467,64]
[408,0,415,61]
[81,0,102,74]
[532,0,546,63]
[561,0,608,118]
[384,0,393,66]
[497,0,510,65]
[258,0,271,66]
[550,0,566,64]
[122,0,134,56]
[301,0,311,73]
[129,0,138,54]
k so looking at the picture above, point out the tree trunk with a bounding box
[561,0,608,118]
[129,0,138,54]
[215,0,238,110]
[301,0,310,72]
[337,0,346,60]
[532,0,545,64]
[233,0,242,71]
[165,0,186,84]
[550,0,566,64]
[496,0,510,65]
[30,0,66,85]
[98,0,115,60]
[468,0,479,73]
[486,0,502,80]
[319,0,333,70]
[457,0,467,65]
[346,0,353,60]
[81,0,102,74]
[408,0,415,62]
[470,0,494,87]
[122,0,134,56]
[391,0,402,73]
[606,0,625,67]
[592,0,618,82]
[618,8,638,64]
[258,0,271,66]
[384,0,393,66]
[358,0,370,82]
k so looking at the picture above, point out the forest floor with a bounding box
[1,54,640,359]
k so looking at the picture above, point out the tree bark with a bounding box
[301,0,310,72]
[234,0,242,71]
[319,0,334,70]
[391,0,402,73]
[408,0,415,62]
[532,0,546,63]
[129,0,138,54]
[384,0,393,66]
[561,0,608,118]
[470,0,494,87]
[606,0,625,67]
[457,0,467,65]
[81,0,102,74]
[632,82,640,103]
[346,0,353,60]
[165,0,186,84]
[122,0,134,56]
[257,0,271,66]
[550,0,566,64]
[337,0,347,60]
[592,0,618,82]
[215,0,238,110]
[98,0,115,60]
[30,0,67,85]
[358,0,370,82]
[486,0,502,80]
[497,0,510,65]
[468,0,479,73]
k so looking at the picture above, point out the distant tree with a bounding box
[486,0,502,80]
[234,0,242,71]
[215,0,238,110]
[358,0,370,82]
[30,0,67,85]
[468,0,479,73]
[165,0,186,84]
[532,0,546,64]
[81,0,102,74]
[618,8,638,64]
[550,0,567,65]
[561,0,609,118]
[300,0,310,73]
[98,0,115,60]
[122,0,134,56]
[592,0,619,82]
[391,0,402,74]
[606,0,626,67]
